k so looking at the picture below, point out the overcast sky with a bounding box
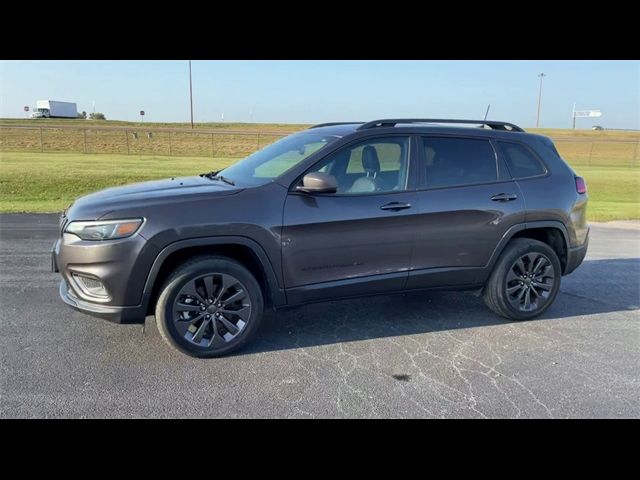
[1,60,638,129]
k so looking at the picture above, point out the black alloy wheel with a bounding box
[505,252,556,312]
[483,238,561,321]
[155,256,264,358]
[172,273,251,348]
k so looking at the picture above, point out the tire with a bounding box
[483,238,561,321]
[155,256,264,358]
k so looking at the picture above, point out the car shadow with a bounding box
[239,257,640,355]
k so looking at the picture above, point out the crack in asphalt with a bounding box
[1,216,639,418]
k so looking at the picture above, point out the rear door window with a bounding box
[421,137,498,189]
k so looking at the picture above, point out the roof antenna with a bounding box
[483,104,491,121]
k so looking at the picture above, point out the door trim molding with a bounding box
[286,270,408,305]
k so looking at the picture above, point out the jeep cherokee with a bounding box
[52,119,589,357]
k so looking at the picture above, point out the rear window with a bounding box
[497,141,546,178]
[422,137,498,189]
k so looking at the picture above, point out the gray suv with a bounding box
[52,119,589,357]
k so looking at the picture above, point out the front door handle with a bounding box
[490,193,518,202]
[380,202,412,211]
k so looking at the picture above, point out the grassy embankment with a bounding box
[0,121,638,221]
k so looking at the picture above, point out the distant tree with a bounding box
[89,112,106,120]
[77,111,87,119]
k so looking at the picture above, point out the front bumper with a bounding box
[52,227,156,324]
[564,229,589,275]
[59,279,148,324]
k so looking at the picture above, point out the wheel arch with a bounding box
[487,221,570,275]
[143,236,286,315]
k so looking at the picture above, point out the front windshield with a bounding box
[218,132,339,186]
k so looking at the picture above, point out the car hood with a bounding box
[66,175,242,220]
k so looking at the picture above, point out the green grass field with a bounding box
[1,151,637,221]
[0,152,232,212]
[1,120,638,219]
[2,120,638,165]
[571,165,639,221]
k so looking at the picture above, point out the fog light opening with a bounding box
[71,273,110,299]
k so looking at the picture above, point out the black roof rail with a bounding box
[309,122,364,129]
[356,118,525,132]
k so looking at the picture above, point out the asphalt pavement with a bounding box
[1,213,638,418]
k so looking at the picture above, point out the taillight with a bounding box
[575,176,587,194]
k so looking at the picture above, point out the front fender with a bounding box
[142,235,286,307]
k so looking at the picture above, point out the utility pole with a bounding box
[536,73,546,128]
[189,60,194,129]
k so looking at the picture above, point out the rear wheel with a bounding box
[483,238,561,320]
[155,256,264,357]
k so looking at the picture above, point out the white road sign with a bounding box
[573,110,602,118]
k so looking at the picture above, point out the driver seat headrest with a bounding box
[362,146,380,176]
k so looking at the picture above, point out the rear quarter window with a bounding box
[497,141,547,179]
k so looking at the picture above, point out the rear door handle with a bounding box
[380,202,412,211]
[490,193,518,202]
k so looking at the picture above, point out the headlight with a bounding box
[65,218,144,241]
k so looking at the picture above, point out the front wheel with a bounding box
[155,256,264,358]
[483,238,561,321]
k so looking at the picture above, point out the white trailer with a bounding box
[31,100,78,119]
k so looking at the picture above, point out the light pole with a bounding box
[189,60,194,129]
[536,73,546,128]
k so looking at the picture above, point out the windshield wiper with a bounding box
[200,170,235,186]
[215,175,235,186]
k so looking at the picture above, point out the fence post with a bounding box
[257,133,260,151]
[83,129,87,154]
[40,127,44,152]
[211,133,215,158]
[169,132,173,156]
[125,130,130,155]
[635,141,639,167]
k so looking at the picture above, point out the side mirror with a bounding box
[295,172,338,194]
